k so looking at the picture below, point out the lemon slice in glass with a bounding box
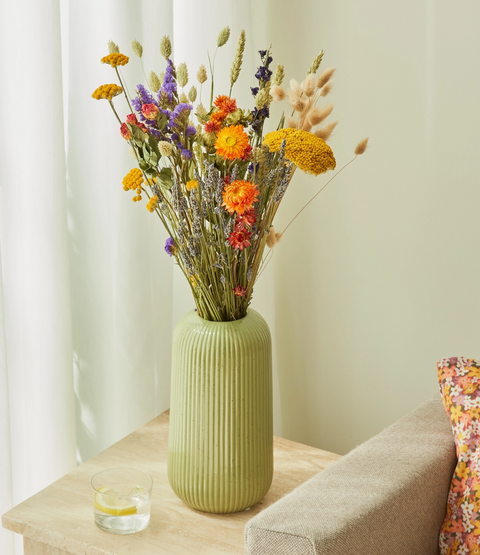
[94,487,138,516]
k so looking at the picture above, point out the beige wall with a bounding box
[263,0,480,455]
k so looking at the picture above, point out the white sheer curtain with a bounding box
[0,1,175,553]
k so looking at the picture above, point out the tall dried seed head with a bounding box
[273,64,285,86]
[316,67,336,89]
[289,79,302,98]
[285,115,297,129]
[308,104,334,126]
[131,39,143,58]
[108,40,120,54]
[266,227,283,248]
[196,103,207,116]
[301,120,312,132]
[179,92,189,103]
[314,120,338,141]
[230,30,246,90]
[270,84,286,102]
[255,84,272,109]
[354,137,369,155]
[217,26,231,47]
[301,74,316,97]
[307,50,324,75]
[320,82,333,97]
[197,64,208,84]
[290,97,307,113]
[148,71,162,92]
[177,63,188,87]
[188,86,197,102]
[160,35,172,59]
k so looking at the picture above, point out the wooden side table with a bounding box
[2,410,341,555]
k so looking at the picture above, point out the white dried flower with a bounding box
[158,141,173,157]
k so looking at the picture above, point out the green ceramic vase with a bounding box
[167,308,273,514]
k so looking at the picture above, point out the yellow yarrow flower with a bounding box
[101,53,129,67]
[92,84,123,101]
[146,195,159,212]
[122,168,144,200]
[263,128,336,175]
[186,180,198,191]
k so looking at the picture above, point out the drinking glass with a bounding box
[91,468,152,534]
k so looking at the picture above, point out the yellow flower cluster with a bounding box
[122,168,144,202]
[186,180,198,191]
[146,195,159,212]
[100,53,129,67]
[263,128,336,175]
[91,84,123,101]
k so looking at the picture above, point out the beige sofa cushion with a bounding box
[245,398,456,555]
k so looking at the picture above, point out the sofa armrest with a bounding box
[245,398,456,555]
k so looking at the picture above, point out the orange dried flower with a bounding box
[222,180,259,214]
[203,110,226,133]
[204,119,221,134]
[214,95,237,114]
[215,125,251,160]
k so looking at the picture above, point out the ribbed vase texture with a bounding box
[168,309,273,514]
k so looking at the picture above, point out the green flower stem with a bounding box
[108,101,123,125]
[115,67,134,114]
[281,157,356,235]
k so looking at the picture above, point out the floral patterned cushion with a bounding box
[438,357,480,555]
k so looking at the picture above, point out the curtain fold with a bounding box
[0,1,77,553]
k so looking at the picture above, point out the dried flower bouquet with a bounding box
[93,28,367,322]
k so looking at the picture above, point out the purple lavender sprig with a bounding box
[250,49,273,135]
[165,237,176,257]
[157,59,177,103]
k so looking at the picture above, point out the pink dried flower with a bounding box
[142,103,159,120]
[126,113,138,125]
[120,122,132,140]
[233,285,246,297]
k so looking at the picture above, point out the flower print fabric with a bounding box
[438,357,480,555]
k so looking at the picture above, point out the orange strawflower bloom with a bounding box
[215,125,251,160]
[222,180,259,214]
[214,95,237,114]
